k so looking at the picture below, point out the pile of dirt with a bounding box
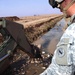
[1,16,20,21]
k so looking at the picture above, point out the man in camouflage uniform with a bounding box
[40,0,75,75]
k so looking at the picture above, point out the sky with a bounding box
[0,0,62,17]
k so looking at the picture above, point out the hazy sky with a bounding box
[0,0,62,17]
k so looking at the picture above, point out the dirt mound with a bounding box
[1,16,20,21]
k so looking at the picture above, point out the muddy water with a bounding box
[33,18,68,55]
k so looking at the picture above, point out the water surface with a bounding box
[34,18,68,54]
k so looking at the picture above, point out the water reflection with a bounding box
[34,18,68,55]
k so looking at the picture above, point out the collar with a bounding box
[67,14,75,26]
[70,14,75,23]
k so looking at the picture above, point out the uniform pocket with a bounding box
[55,38,70,65]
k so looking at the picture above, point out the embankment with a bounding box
[23,15,63,43]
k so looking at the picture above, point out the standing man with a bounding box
[40,0,75,75]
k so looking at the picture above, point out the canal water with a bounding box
[33,18,68,55]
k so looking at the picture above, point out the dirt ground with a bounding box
[4,50,51,75]
[1,14,64,75]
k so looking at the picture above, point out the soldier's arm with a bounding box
[40,23,75,75]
